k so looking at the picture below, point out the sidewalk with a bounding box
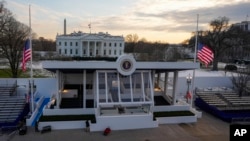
[1,111,229,141]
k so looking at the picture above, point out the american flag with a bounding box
[22,40,31,72]
[197,43,214,66]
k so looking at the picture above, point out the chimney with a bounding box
[64,19,66,35]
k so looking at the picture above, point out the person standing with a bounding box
[85,120,90,132]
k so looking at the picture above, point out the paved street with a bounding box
[1,111,229,141]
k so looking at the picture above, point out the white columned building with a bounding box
[56,32,125,57]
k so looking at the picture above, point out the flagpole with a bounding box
[191,14,199,108]
[29,5,34,113]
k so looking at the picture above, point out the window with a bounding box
[90,49,92,56]
[64,49,67,54]
[59,49,61,54]
[114,43,117,47]
[59,42,61,46]
[83,49,86,55]
[65,42,67,46]
[120,43,122,47]
[104,50,106,55]
[109,50,111,55]
[119,50,122,55]
[70,42,72,46]
[109,43,112,47]
[76,49,78,54]
[76,42,78,46]
[96,50,98,55]
[70,49,72,54]
[104,42,106,47]
[114,50,116,55]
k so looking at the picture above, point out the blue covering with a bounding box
[31,98,50,126]
[195,98,250,122]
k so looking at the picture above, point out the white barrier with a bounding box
[91,114,158,131]
[38,121,85,130]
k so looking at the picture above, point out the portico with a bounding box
[41,55,199,130]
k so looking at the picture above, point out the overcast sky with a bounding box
[5,0,250,43]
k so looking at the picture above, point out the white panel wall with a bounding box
[91,114,158,131]
[175,76,233,97]
[0,78,56,98]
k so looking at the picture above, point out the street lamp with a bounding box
[186,74,192,103]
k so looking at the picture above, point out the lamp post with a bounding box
[186,74,192,103]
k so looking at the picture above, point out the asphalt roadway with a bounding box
[1,111,230,141]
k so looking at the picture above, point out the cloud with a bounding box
[126,0,250,32]
[6,0,250,43]
[76,0,250,42]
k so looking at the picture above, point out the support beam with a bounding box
[95,71,98,108]
[105,72,108,103]
[56,70,59,108]
[94,42,97,57]
[87,41,90,56]
[129,75,133,102]
[164,72,169,96]
[149,71,154,107]
[172,71,179,105]
[117,73,121,102]
[141,72,146,102]
[83,70,86,108]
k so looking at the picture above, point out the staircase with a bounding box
[0,86,27,128]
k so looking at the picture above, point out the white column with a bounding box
[83,70,86,108]
[105,72,108,103]
[164,72,169,96]
[101,42,104,56]
[151,70,155,98]
[149,71,154,104]
[117,73,121,103]
[130,75,133,102]
[94,42,96,57]
[95,71,98,108]
[141,72,146,102]
[172,71,179,105]
[87,41,90,56]
[56,70,60,108]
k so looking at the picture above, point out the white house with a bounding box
[56,31,125,57]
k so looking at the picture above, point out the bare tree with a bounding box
[231,68,250,97]
[201,17,231,70]
[0,3,30,77]
[198,17,247,70]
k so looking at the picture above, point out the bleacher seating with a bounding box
[221,92,250,108]
[195,87,250,122]
[196,92,228,108]
[0,86,26,128]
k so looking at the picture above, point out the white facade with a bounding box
[233,21,250,31]
[56,32,125,57]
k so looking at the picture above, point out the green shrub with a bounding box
[39,114,96,123]
[153,111,194,118]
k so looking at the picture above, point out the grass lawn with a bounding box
[0,69,47,78]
